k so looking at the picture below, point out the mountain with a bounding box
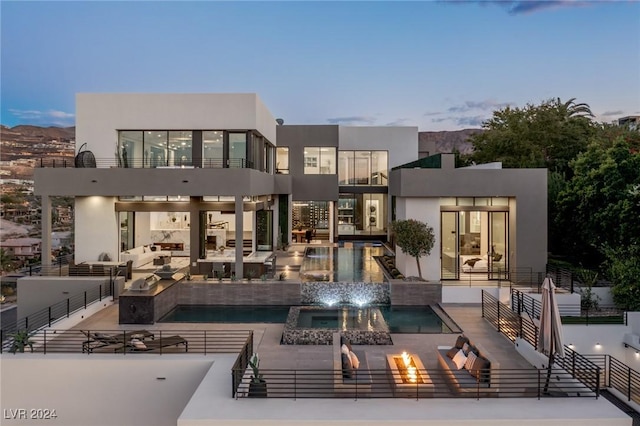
[1,124,75,143]
[1,124,75,179]
[419,128,483,155]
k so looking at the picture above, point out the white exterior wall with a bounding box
[394,198,440,281]
[76,93,277,161]
[17,276,112,319]
[75,196,118,263]
[0,356,213,426]
[338,126,418,168]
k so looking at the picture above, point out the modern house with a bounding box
[34,93,546,283]
[10,93,635,426]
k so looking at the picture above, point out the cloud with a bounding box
[454,116,486,127]
[385,118,412,126]
[9,108,75,126]
[447,100,512,113]
[480,1,591,15]
[600,110,624,117]
[423,111,443,117]
[430,115,486,127]
[326,116,377,125]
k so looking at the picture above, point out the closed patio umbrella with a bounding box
[537,276,565,393]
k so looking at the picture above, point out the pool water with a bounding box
[160,304,457,334]
[300,245,390,282]
[159,305,290,323]
[295,307,388,331]
[379,306,454,333]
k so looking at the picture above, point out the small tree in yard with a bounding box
[391,219,435,280]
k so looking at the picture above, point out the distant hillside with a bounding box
[419,128,484,155]
[1,124,75,142]
[1,124,75,178]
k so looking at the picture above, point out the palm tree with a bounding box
[557,97,594,119]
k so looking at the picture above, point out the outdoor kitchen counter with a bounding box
[118,275,184,324]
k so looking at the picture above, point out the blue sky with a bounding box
[1,1,638,130]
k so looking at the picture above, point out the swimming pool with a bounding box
[159,304,457,334]
[300,245,390,282]
[159,305,290,323]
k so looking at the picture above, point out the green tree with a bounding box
[555,137,640,265]
[466,97,595,175]
[0,249,14,272]
[390,219,435,279]
[606,246,640,311]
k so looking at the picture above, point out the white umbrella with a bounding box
[537,276,565,359]
[537,276,565,393]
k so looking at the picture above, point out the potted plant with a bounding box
[218,246,226,254]
[248,353,267,397]
[9,329,35,353]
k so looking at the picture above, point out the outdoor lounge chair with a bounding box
[81,330,154,352]
[125,335,188,352]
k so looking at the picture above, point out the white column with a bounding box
[235,195,244,279]
[41,195,52,268]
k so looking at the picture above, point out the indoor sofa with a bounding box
[120,245,160,268]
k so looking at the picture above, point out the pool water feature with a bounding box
[300,245,389,282]
[296,307,388,331]
[282,306,392,345]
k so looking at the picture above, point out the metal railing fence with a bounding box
[231,333,254,398]
[11,254,74,277]
[584,354,640,405]
[1,282,113,338]
[231,366,600,400]
[481,290,601,397]
[36,157,254,169]
[1,329,252,355]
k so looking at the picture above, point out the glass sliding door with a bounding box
[441,211,458,279]
[489,211,508,279]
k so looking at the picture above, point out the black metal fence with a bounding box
[481,290,601,397]
[11,254,74,277]
[231,333,254,398]
[1,329,253,355]
[585,354,640,405]
[37,158,253,169]
[231,366,600,400]
[1,281,113,338]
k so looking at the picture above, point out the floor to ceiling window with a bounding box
[440,197,509,280]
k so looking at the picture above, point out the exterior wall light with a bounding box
[595,342,601,348]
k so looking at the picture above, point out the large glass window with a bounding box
[119,131,142,168]
[338,151,354,184]
[276,147,289,174]
[229,133,247,168]
[337,193,387,236]
[338,150,388,185]
[146,131,168,168]
[203,131,223,168]
[169,131,192,166]
[202,130,224,168]
[304,147,336,174]
[440,209,509,280]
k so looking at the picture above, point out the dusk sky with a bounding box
[1,1,638,130]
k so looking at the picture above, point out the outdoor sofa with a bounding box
[332,332,372,394]
[436,334,500,393]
